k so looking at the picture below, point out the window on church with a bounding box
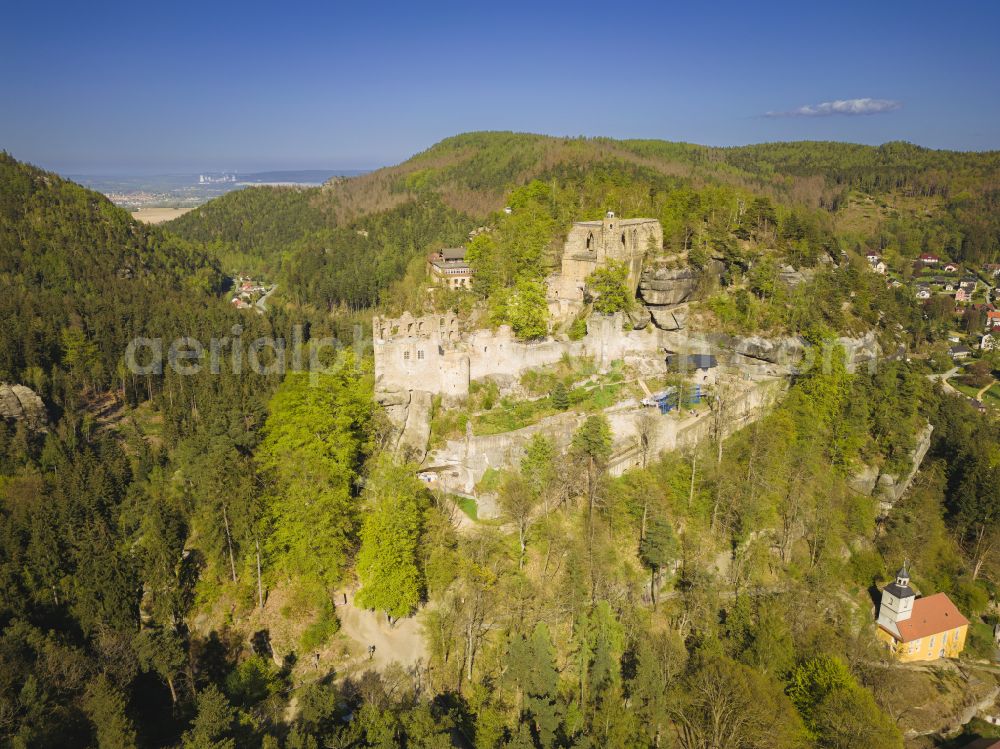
[417,350,424,360]
[403,351,410,361]
[929,636,935,649]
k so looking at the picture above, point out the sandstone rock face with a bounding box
[849,421,934,515]
[638,260,724,308]
[836,331,880,373]
[0,384,48,432]
[648,307,686,331]
[778,264,815,288]
[398,390,432,463]
[730,335,806,365]
[627,306,651,330]
[375,389,433,463]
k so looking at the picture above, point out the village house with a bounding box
[918,253,941,265]
[949,344,973,360]
[943,262,960,273]
[427,247,474,289]
[987,310,1000,330]
[865,251,887,274]
[876,563,968,662]
[985,263,1000,277]
[956,287,973,303]
[915,285,931,300]
[982,333,997,351]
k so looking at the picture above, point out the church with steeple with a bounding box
[875,562,969,662]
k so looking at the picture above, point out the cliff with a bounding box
[0,384,48,433]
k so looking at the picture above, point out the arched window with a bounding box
[586,232,593,250]
[621,232,626,247]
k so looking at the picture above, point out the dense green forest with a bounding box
[2,137,1000,748]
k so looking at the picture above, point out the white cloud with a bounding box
[765,98,902,118]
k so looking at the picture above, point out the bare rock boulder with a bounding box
[0,384,48,433]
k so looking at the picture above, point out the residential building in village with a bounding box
[427,247,474,288]
[865,251,887,274]
[875,563,968,662]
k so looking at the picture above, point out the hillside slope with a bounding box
[165,133,1000,310]
[0,152,225,402]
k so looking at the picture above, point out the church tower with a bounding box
[877,562,915,637]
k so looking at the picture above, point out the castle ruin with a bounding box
[373,310,660,404]
[546,212,663,318]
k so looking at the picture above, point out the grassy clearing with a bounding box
[454,495,478,520]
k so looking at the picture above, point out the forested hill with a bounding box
[0,152,225,406]
[165,132,1000,310]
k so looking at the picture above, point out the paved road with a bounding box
[256,284,277,313]
[927,366,960,396]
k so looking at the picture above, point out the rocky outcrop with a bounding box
[375,389,432,463]
[626,306,651,330]
[836,331,880,373]
[649,307,686,331]
[638,259,724,308]
[0,384,48,432]
[730,335,806,365]
[849,421,934,514]
[398,391,432,462]
[778,264,815,288]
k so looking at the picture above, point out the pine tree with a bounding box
[83,674,138,749]
[182,685,236,749]
[551,382,570,411]
[639,515,677,607]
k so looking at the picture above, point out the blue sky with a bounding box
[2,0,998,173]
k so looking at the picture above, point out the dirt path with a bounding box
[975,379,996,401]
[928,367,961,396]
[333,590,426,671]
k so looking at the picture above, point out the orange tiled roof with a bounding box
[895,592,969,642]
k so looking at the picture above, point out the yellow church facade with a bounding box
[875,565,969,663]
